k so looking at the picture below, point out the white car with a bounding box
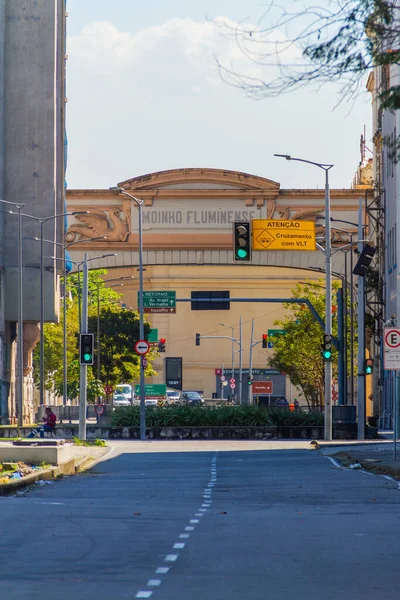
[145,398,158,407]
[113,384,134,407]
[166,389,182,406]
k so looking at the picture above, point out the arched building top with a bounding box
[118,167,280,193]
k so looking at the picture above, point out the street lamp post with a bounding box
[219,322,235,397]
[15,211,88,406]
[274,154,334,440]
[1,199,25,428]
[110,186,146,440]
[31,235,108,406]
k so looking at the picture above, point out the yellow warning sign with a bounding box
[252,220,316,251]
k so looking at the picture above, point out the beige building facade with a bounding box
[66,168,362,403]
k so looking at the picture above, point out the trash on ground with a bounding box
[0,461,52,485]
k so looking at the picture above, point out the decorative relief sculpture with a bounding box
[65,208,130,242]
[265,199,350,243]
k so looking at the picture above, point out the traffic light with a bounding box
[233,221,251,262]
[158,338,166,352]
[262,334,268,348]
[353,244,376,276]
[365,358,373,374]
[196,333,201,346]
[79,333,94,365]
[248,377,253,386]
[321,334,333,361]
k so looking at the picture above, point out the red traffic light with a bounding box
[262,334,268,339]
[160,338,166,344]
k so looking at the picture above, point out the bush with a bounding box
[111,406,324,428]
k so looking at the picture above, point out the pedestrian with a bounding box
[294,398,299,411]
[27,407,57,439]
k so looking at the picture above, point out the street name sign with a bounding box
[140,291,176,314]
[383,328,400,370]
[252,220,316,251]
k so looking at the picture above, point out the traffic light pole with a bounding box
[79,253,88,440]
[357,198,366,439]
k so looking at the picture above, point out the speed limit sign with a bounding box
[104,384,113,395]
[230,383,236,389]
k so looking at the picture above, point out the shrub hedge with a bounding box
[111,405,324,428]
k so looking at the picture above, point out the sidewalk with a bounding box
[317,438,400,479]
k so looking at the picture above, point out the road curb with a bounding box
[0,452,101,496]
[331,451,400,480]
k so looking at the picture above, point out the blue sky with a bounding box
[65,0,371,190]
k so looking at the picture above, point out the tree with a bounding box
[216,1,400,111]
[88,305,157,387]
[32,269,158,401]
[268,280,342,407]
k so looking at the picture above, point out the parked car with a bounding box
[182,391,204,405]
[166,388,182,406]
[145,397,158,407]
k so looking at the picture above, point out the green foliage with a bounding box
[111,405,324,427]
[32,269,157,401]
[73,437,107,447]
[88,306,157,387]
[268,280,343,407]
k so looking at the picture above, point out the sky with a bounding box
[65,0,372,191]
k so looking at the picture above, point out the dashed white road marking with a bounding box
[155,567,169,574]
[165,554,179,562]
[134,454,218,599]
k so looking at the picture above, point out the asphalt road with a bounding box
[1,441,400,599]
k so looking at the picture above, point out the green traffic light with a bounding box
[84,353,92,361]
[366,366,372,374]
[322,350,332,360]
[237,249,248,259]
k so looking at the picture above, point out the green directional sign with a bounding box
[147,328,158,342]
[268,329,286,337]
[139,291,176,314]
[267,329,286,348]
[135,384,167,399]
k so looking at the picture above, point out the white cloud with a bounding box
[67,17,300,95]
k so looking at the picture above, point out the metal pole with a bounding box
[77,263,82,332]
[231,326,235,385]
[350,234,355,406]
[343,250,348,404]
[97,286,101,382]
[39,220,45,406]
[357,198,366,439]
[63,258,67,406]
[249,317,254,405]
[324,169,333,441]
[239,316,243,405]
[17,207,24,427]
[394,373,398,460]
[138,201,146,440]
[79,252,88,440]
[337,288,344,405]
